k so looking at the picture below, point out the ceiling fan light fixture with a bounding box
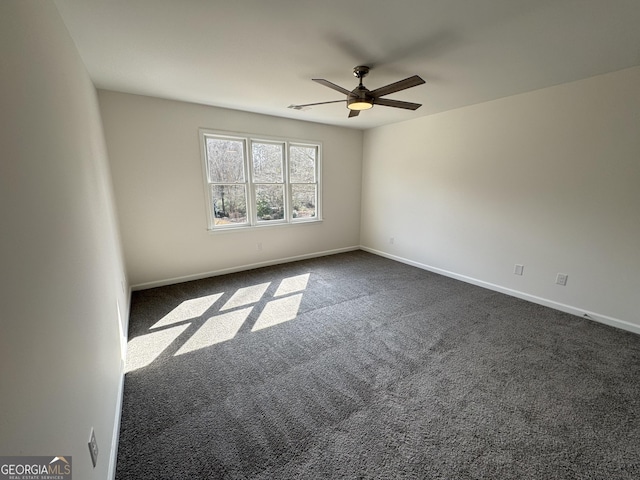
[347,98,373,110]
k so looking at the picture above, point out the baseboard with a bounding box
[108,361,125,480]
[108,291,130,479]
[131,246,361,291]
[361,246,640,336]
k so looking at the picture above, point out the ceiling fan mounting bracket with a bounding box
[353,66,370,79]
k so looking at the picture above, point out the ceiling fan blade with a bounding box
[290,100,345,108]
[373,98,422,110]
[369,75,425,98]
[348,109,360,118]
[312,78,353,96]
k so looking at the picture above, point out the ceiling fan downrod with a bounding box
[353,65,370,85]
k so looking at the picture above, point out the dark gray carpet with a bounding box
[116,250,640,479]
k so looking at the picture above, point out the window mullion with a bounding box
[284,141,290,223]
[247,139,256,226]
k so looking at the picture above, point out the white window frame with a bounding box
[199,129,322,231]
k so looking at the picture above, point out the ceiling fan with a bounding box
[290,66,425,118]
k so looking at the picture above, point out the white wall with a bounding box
[0,2,128,479]
[361,66,640,331]
[98,91,363,288]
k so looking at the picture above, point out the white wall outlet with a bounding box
[514,264,524,276]
[257,242,263,251]
[389,237,395,245]
[556,273,568,286]
[88,428,99,468]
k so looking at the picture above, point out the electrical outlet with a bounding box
[88,428,98,468]
[514,264,524,276]
[389,237,395,245]
[556,273,568,286]
[257,242,263,251]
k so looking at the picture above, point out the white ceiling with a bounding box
[54,0,640,130]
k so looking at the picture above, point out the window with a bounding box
[200,130,321,230]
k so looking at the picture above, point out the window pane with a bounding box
[289,145,316,183]
[206,137,245,183]
[252,142,283,183]
[291,184,316,219]
[211,185,247,225]
[255,184,284,222]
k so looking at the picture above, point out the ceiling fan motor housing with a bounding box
[350,84,370,100]
[348,86,373,110]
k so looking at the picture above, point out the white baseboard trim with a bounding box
[108,362,125,480]
[361,246,640,336]
[131,246,361,291]
[109,293,130,479]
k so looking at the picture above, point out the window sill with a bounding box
[206,218,323,234]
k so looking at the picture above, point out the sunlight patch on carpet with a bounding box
[252,293,303,332]
[150,293,223,329]
[221,282,270,311]
[275,273,309,297]
[131,274,312,367]
[174,307,253,355]
[126,324,190,372]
